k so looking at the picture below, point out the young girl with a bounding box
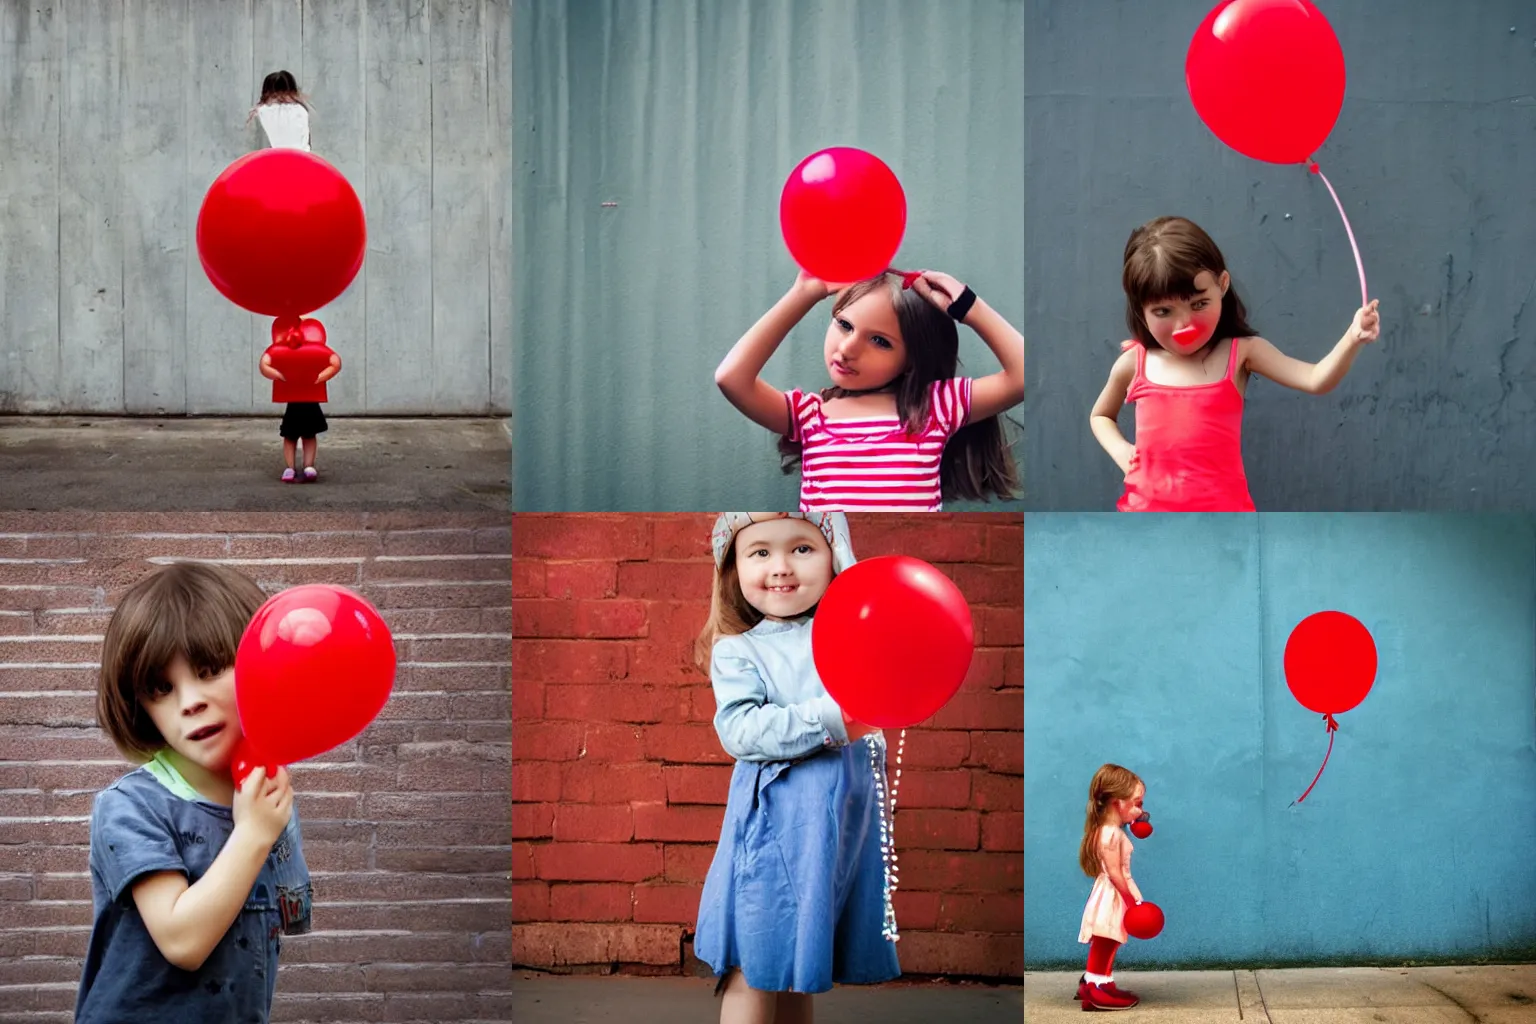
[1090,216,1381,511]
[249,69,311,152]
[693,513,900,1022]
[259,321,341,483]
[75,562,311,1023]
[715,269,1025,510]
[1077,764,1149,1012]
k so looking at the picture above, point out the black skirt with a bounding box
[279,402,328,440]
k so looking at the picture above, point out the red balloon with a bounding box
[197,149,366,316]
[1185,0,1346,164]
[780,148,906,283]
[234,585,396,765]
[1284,610,1376,715]
[1125,901,1165,940]
[811,556,973,729]
[265,338,336,404]
[298,318,327,346]
[272,315,302,346]
[1129,820,1154,840]
[229,737,277,789]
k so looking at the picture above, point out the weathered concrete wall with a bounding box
[0,0,511,415]
[1024,0,1536,510]
[512,0,1025,511]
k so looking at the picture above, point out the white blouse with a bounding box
[255,102,310,151]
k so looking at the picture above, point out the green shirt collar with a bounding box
[143,749,201,801]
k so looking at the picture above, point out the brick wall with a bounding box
[0,512,512,1024]
[511,513,1023,980]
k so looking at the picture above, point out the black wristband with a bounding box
[947,286,977,323]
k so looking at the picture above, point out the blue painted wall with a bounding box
[1025,515,1536,967]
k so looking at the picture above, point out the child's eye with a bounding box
[871,336,893,350]
[747,547,767,558]
[1191,299,1210,310]
[793,544,813,554]
[835,318,852,332]
[147,680,172,699]
[1149,307,1170,318]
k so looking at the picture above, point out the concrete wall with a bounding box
[1024,514,1536,967]
[1023,0,1536,509]
[512,513,1024,978]
[512,0,1025,511]
[0,0,512,416]
[0,511,512,1020]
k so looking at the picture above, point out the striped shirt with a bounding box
[785,377,973,512]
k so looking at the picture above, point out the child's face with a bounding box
[824,288,907,390]
[143,654,242,773]
[1142,269,1229,354]
[1113,782,1145,825]
[733,519,835,621]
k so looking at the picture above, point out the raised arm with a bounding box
[715,273,829,434]
[910,271,1025,422]
[1089,348,1138,475]
[1243,300,1379,395]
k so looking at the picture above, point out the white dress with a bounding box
[255,102,310,151]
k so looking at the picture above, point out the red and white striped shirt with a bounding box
[784,377,973,512]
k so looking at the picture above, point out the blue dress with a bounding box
[693,616,901,994]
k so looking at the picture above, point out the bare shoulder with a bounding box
[1109,346,1137,380]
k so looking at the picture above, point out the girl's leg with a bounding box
[774,991,812,1024]
[1085,936,1118,980]
[282,438,297,470]
[302,436,317,469]
[719,968,776,1024]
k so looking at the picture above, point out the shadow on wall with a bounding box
[1024,513,1536,967]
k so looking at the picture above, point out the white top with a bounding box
[255,102,310,151]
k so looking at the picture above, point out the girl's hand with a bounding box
[1348,299,1381,346]
[1117,447,1137,478]
[793,270,833,303]
[273,369,287,382]
[908,270,968,314]
[232,766,293,848]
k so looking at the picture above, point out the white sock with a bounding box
[1084,972,1111,985]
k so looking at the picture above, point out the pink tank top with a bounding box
[1117,338,1256,512]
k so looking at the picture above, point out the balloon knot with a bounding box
[1323,712,1339,732]
[900,271,921,291]
[1307,160,1320,175]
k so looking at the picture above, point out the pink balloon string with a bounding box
[1308,159,1368,310]
[1291,712,1339,807]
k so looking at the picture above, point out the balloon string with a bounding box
[1291,712,1339,806]
[1309,160,1368,310]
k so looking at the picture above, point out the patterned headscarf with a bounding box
[710,513,857,574]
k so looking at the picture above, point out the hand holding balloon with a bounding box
[229,737,277,789]
[231,764,293,848]
[1124,900,1165,940]
[1346,300,1381,346]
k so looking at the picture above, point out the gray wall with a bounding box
[513,0,1024,511]
[1024,0,1536,510]
[0,0,511,416]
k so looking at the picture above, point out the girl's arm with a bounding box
[1098,829,1140,905]
[1243,300,1380,395]
[714,274,829,434]
[1089,349,1137,474]
[711,643,849,761]
[131,767,294,971]
[258,352,284,382]
[911,272,1025,422]
[314,353,341,385]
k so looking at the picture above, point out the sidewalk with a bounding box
[0,416,510,511]
[509,972,1023,1023]
[1024,965,1536,1022]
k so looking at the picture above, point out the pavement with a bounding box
[507,967,1536,1022]
[0,416,510,511]
[1024,965,1536,1022]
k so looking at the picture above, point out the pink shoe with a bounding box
[281,468,296,483]
[302,467,318,482]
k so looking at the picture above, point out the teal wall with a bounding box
[513,0,1024,510]
[1025,515,1536,967]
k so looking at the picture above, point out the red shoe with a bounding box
[1081,982,1139,1011]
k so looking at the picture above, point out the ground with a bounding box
[0,417,510,511]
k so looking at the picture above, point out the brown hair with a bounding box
[1123,216,1257,351]
[777,271,1019,501]
[97,562,267,761]
[259,70,309,108]
[1079,763,1144,878]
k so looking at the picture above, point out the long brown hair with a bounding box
[97,562,267,761]
[1123,216,1256,351]
[1079,763,1143,878]
[692,545,765,673]
[777,271,1019,501]
[258,70,310,109]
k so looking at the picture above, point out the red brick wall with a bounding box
[0,512,511,1024]
[511,513,1023,980]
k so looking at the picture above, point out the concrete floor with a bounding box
[0,417,510,512]
[1023,965,1536,1023]
[510,973,1022,1023]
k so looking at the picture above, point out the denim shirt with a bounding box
[74,755,311,1024]
[711,616,853,761]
